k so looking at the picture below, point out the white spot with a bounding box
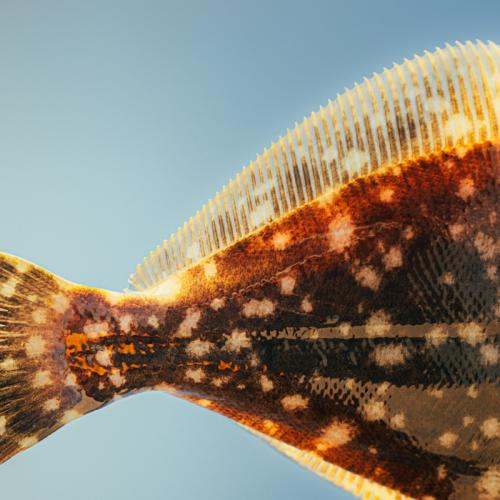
[345,149,369,170]
[457,177,475,200]
[428,388,444,399]
[242,298,275,318]
[95,348,112,367]
[0,416,6,435]
[259,375,274,392]
[151,274,182,300]
[377,382,391,396]
[1,278,18,298]
[119,314,133,333]
[224,329,251,353]
[476,466,500,499]
[457,323,486,345]
[438,431,458,449]
[279,275,296,295]
[328,214,355,253]
[250,202,272,227]
[372,344,408,367]
[338,322,351,337]
[203,261,217,279]
[44,398,61,412]
[83,321,109,339]
[486,265,497,281]
[109,369,126,387]
[390,412,406,429]
[323,145,339,164]
[481,417,500,439]
[106,291,122,306]
[174,308,201,338]
[467,385,479,399]
[444,112,473,140]
[379,187,395,203]
[186,242,201,260]
[363,400,386,421]
[272,232,291,250]
[211,376,229,388]
[186,339,213,358]
[19,435,38,449]
[185,367,205,383]
[354,266,381,290]
[15,260,29,273]
[0,357,17,371]
[32,308,47,324]
[51,293,69,313]
[365,310,391,337]
[248,353,260,368]
[474,232,496,260]
[147,315,159,328]
[470,440,479,451]
[316,419,355,450]
[210,298,225,311]
[437,465,447,481]
[383,246,403,271]
[33,370,51,388]
[480,344,499,366]
[463,416,474,427]
[300,297,313,313]
[403,226,414,240]
[61,409,81,424]
[281,394,309,411]
[65,373,77,386]
[448,223,465,240]
[25,336,46,358]
[426,326,448,346]
[439,272,455,285]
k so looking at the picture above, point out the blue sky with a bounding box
[0,1,498,499]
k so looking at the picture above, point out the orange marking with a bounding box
[118,343,137,355]
[218,360,240,372]
[65,332,90,354]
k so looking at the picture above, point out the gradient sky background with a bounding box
[0,1,498,499]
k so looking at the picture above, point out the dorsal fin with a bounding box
[128,40,500,292]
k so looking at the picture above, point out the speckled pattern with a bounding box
[1,143,496,498]
[0,40,499,499]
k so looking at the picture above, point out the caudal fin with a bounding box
[0,253,95,463]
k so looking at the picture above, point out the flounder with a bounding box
[0,40,499,499]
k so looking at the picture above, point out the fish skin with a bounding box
[56,143,498,499]
[0,40,499,499]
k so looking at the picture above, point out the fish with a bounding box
[0,40,499,499]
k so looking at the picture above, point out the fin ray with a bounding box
[129,40,500,292]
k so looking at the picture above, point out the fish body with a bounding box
[0,41,499,499]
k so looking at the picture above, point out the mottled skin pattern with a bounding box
[54,143,498,499]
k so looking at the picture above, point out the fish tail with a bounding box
[0,252,95,464]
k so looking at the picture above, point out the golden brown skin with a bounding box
[52,142,499,499]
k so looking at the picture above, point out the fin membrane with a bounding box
[0,253,87,463]
[129,40,500,292]
[245,426,412,500]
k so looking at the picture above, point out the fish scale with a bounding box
[0,40,499,500]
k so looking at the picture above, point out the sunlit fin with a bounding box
[244,426,412,500]
[129,40,500,292]
[0,253,96,464]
